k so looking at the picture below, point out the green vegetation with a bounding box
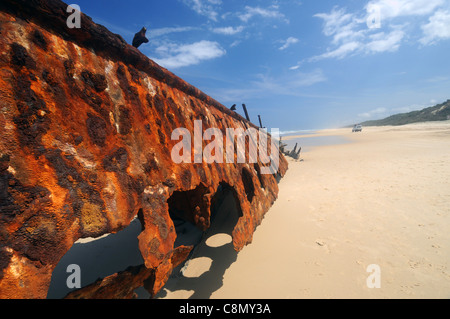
[360,100,450,127]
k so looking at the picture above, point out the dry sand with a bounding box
[161,121,450,299]
[214,121,450,299]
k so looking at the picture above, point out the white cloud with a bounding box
[181,0,222,21]
[313,7,366,60]
[151,40,226,69]
[211,26,244,35]
[149,26,199,38]
[365,0,445,19]
[310,0,449,62]
[279,37,299,50]
[310,41,361,61]
[239,5,287,22]
[230,40,242,48]
[314,7,354,38]
[420,10,450,45]
[310,29,404,61]
[365,29,405,53]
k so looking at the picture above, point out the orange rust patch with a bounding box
[0,0,287,299]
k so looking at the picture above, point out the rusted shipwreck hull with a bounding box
[0,0,288,298]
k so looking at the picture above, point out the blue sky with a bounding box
[73,0,450,131]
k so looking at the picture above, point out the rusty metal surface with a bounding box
[0,0,288,298]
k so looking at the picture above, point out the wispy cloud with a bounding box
[314,7,356,40]
[424,75,450,83]
[279,37,299,50]
[310,41,360,61]
[238,5,287,23]
[181,0,222,21]
[210,69,327,102]
[311,7,367,61]
[253,69,326,92]
[365,28,405,53]
[229,40,242,48]
[358,107,387,118]
[365,0,445,19]
[151,40,226,69]
[211,26,245,35]
[309,0,449,62]
[149,26,200,38]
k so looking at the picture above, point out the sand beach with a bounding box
[159,121,450,299]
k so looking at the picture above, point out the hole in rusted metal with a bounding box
[210,182,243,222]
[241,167,255,203]
[253,163,265,189]
[156,182,242,299]
[167,184,209,248]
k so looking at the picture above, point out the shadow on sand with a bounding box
[155,187,241,299]
[47,218,144,299]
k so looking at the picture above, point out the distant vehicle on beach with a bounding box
[352,124,362,132]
